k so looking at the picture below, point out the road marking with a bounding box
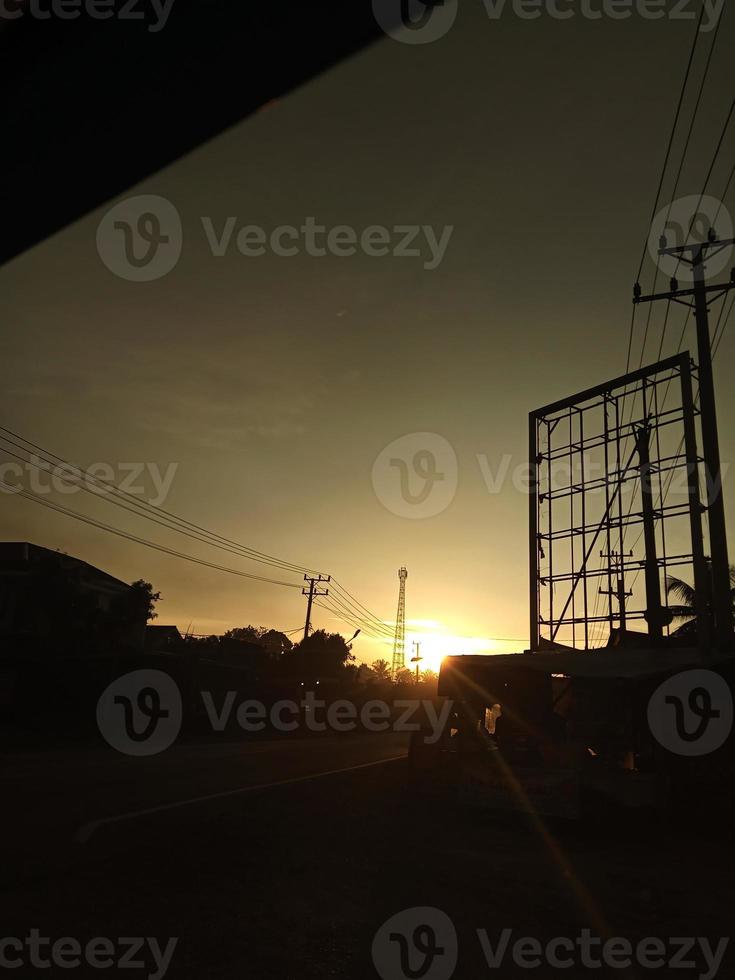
[75,754,407,843]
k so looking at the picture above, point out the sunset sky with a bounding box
[1,5,733,671]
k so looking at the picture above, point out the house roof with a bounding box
[145,625,183,639]
[0,542,132,593]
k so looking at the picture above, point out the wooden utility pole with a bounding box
[410,641,423,684]
[635,426,665,644]
[599,550,633,631]
[302,574,330,642]
[634,232,735,651]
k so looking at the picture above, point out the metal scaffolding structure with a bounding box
[529,352,709,652]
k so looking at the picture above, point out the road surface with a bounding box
[2,731,734,979]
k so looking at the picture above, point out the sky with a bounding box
[1,2,733,672]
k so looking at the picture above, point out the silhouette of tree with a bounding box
[371,658,392,683]
[666,564,735,630]
[128,580,161,622]
[288,629,355,679]
[260,629,294,659]
[354,664,375,684]
[223,625,265,644]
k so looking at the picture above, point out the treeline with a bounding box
[181,625,438,692]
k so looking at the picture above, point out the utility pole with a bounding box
[302,574,330,642]
[634,230,735,651]
[599,550,633,632]
[635,425,666,644]
[410,641,423,684]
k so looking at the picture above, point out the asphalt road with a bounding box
[2,731,735,979]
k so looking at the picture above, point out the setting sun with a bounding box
[360,620,528,675]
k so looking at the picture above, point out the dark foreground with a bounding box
[2,732,734,979]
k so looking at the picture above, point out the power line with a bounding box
[329,579,394,634]
[0,439,316,577]
[696,98,735,207]
[663,97,735,303]
[624,0,708,445]
[0,424,396,632]
[314,599,391,639]
[655,7,726,361]
[0,425,324,577]
[633,243,735,628]
[625,306,637,374]
[316,590,394,638]
[622,91,734,554]
[315,598,529,647]
[712,290,735,356]
[633,0,706,285]
[644,94,734,417]
[712,160,735,229]
[4,482,303,589]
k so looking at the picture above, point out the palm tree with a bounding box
[666,564,735,634]
[370,658,392,683]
